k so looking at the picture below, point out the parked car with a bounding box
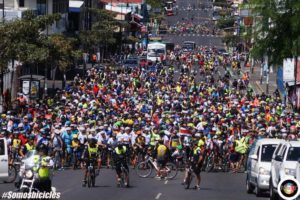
[270,141,300,200]
[246,138,283,197]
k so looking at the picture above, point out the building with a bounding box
[0,0,69,34]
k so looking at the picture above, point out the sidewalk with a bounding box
[244,63,277,95]
[228,62,278,95]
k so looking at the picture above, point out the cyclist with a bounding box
[10,131,21,164]
[184,141,205,190]
[154,139,170,179]
[113,143,129,187]
[81,138,100,187]
[19,135,35,157]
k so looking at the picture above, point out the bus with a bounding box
[182,41,196,52]
[147,42,167,63]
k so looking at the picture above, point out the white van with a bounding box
[246,138,283,196]
[270,140,300,200]
[0,138,9,181]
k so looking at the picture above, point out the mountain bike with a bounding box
[119,163,129,188]
[184,165,194,189]
[136,155,177,179]
[86,161,96,188]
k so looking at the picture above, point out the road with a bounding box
[0,1,269,200]
[162,0,223,48]
[0,169,267,200]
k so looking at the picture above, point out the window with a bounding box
[274,144,282,157]
[0,139,4,155]
[19,0,25,7]
[261,144,278,162]
[37,0,46,15]
[280,146,287,158]
[286,147,300,161]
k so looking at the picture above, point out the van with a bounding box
[246,138,283,196]
[0,138,9,181]
[270,140,300,200]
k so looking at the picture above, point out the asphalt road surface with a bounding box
[0,169,268,200]
[162,0,223,48]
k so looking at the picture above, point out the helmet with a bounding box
[117,142,123,149]
[37,144,48,155]
[176,144,183,150]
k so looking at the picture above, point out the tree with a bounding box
[249,0,300,65]
[79,9,120,59]
[47,34,81,88]
[145,0,162,8]
[0,10,61,99]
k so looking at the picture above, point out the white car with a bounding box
[270,140,300,200]
[246,138,283,197]
[0,138,9,182]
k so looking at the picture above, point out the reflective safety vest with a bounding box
[150,133,160,146]
[157,145,167,157]
[33,155,50,179]
[88,145,98,158]
[12,139,21,148]
[197,139,205,147]
[115,146,127,155]
[25,143,34,151]
[193,147,201,155]
[235,139,247,154]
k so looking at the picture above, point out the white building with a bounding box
[0,0,69,34]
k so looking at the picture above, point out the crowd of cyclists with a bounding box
[168,21,221,36]
[1,45,299,190]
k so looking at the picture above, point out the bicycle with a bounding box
[184,165,194,189]
[4,164,17,183]
[136,155,178,179]
[119,163,129,188]
[86,161,96,188]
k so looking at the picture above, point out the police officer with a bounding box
[33,144,53,192]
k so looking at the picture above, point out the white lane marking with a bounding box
[164,180,168,184]
[155,193,162,200]
[61,188,73,195]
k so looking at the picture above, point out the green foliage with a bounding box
[79,8,120,51]
[222,34,241,47]
[47,34,81,72]
[217,17,235,29]
[250,0,300,65]
[145,0,162,8]
[0,11,61,68]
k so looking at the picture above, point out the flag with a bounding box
[179,127,192,136]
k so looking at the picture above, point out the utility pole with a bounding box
[2,0,4,23]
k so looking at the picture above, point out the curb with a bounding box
[255,81,264,93]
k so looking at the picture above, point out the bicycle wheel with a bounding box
[136,161,153,178]
[87,172,91,188]
[4,164,17,183]
[165,162,178,179]
[205,157,214,172]
[185,172,193,189]
[91,173,96,187]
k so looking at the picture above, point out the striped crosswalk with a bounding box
[178,8,213,11]
[177,34,222,37]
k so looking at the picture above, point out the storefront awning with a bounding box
[69,1,84,13]
[286,81,300,87]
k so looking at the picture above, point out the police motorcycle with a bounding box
[14,149,56,193]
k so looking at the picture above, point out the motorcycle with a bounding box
[15,150,56,193]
